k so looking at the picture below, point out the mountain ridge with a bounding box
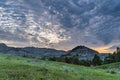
[0,43,108,60]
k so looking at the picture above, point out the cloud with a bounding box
[0,0,120,52]
[0,0,70,48]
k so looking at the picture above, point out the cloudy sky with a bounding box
[0,0,120,53]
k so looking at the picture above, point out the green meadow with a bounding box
[0,53,120,80]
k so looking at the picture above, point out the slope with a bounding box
[0,53,120,80]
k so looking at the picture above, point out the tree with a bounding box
[104,49,120,64]
[79,60,92,66]
[73,57,80,65]
[49,57,57,61]
[104,54,116,64]
[92,54,102,66]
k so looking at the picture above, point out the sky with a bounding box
[0,0,120,53]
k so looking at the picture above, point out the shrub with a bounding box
[106,68,118,74]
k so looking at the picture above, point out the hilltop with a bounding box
[0,43,66,58]
[67,46,99,60]
[0,43,108,61]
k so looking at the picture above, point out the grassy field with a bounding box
[0,53,120,80]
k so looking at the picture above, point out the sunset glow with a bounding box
[0,0,119,53]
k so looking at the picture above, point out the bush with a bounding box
[106,68,118,74]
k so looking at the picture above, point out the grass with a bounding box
[96,62,120,74]
[97,62,120,69]
[0,53,120,80]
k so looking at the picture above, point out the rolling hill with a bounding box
[0,53,120,80]
[0,43,108,61]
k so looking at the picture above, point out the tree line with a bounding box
[104,47,120,64]
[48,47,120,66]
[22,47,120,67]
[47,54,102,66]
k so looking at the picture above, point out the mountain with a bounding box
[0,43,66,58]
[0,43,108,60]
[0,43,11,53]
[66,46,100,60]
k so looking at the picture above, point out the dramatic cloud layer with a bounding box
[0,0,120,52]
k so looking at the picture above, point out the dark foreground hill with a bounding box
[0,53,120,80]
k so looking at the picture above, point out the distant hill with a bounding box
[0,43,66,58]
[0,43,108,60]
[66,46,109,61]
[65,46,99,60]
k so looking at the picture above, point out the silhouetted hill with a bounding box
[0,43,66,58]
[0,43,108,60]
[65,46,108,60]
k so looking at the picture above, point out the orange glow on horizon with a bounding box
[57,46,114,53]
[93,47,113,53]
